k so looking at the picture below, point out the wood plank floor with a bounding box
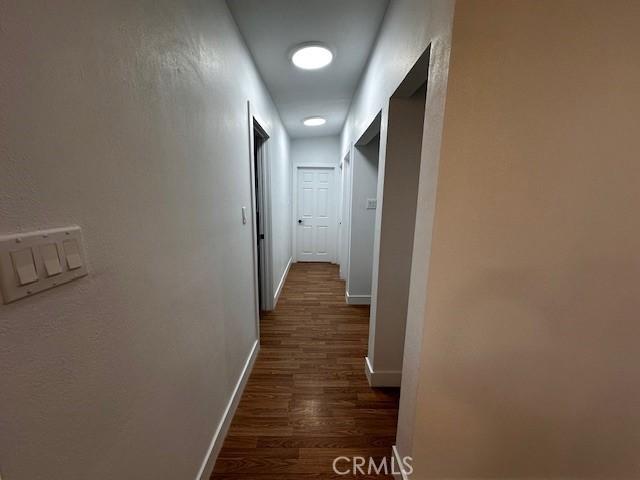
[211,262,400,479]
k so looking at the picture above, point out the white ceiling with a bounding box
[226,0,390,139]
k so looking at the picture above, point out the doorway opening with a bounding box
[366,45,430,389]
[251,118,271,315]
[343,115,381,305]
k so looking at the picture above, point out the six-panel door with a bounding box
[296,167,336,262]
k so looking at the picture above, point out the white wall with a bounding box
[339,0,456,460]
[346,136,379,301]
[268,133,292,305]
[290,135,340,166]
[0,1,290,479]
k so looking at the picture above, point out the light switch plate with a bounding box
[366,198,377,210]
[0,226,88,304]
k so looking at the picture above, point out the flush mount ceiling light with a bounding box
[303,116,327,127]
[291,43,333,70]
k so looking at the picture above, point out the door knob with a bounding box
[298,219,303,224]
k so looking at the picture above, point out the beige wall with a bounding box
[412,0,640,478]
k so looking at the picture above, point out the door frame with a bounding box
[292,162,338,263]
[338,151,352,280]
[247,102,274,329]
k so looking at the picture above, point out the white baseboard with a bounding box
[365,356,402,387]
[345,291,371,305]
[273,257,292,308]
[196,339,259,480]
[392,445,410,480]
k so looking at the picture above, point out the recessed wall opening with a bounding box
[365,46,430,391]
[345,114,381,306]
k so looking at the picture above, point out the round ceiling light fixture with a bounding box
[291,43,334,70]
[303,116,327,127]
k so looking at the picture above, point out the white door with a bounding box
[296,167,336,262]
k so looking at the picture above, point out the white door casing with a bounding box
[339,153,352,279]
[295,166,337,262]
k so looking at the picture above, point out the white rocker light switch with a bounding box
[41,243,63,277]
[11,248,38,286]
[63,239,83,270]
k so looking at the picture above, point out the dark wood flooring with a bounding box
[211,262,400,479]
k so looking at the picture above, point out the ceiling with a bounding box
[226,0,390,139]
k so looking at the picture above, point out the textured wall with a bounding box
[413,1,640,477]
[0,1,289,478]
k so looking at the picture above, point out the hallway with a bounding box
[212,263,399,479]
[4,1,640,478]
